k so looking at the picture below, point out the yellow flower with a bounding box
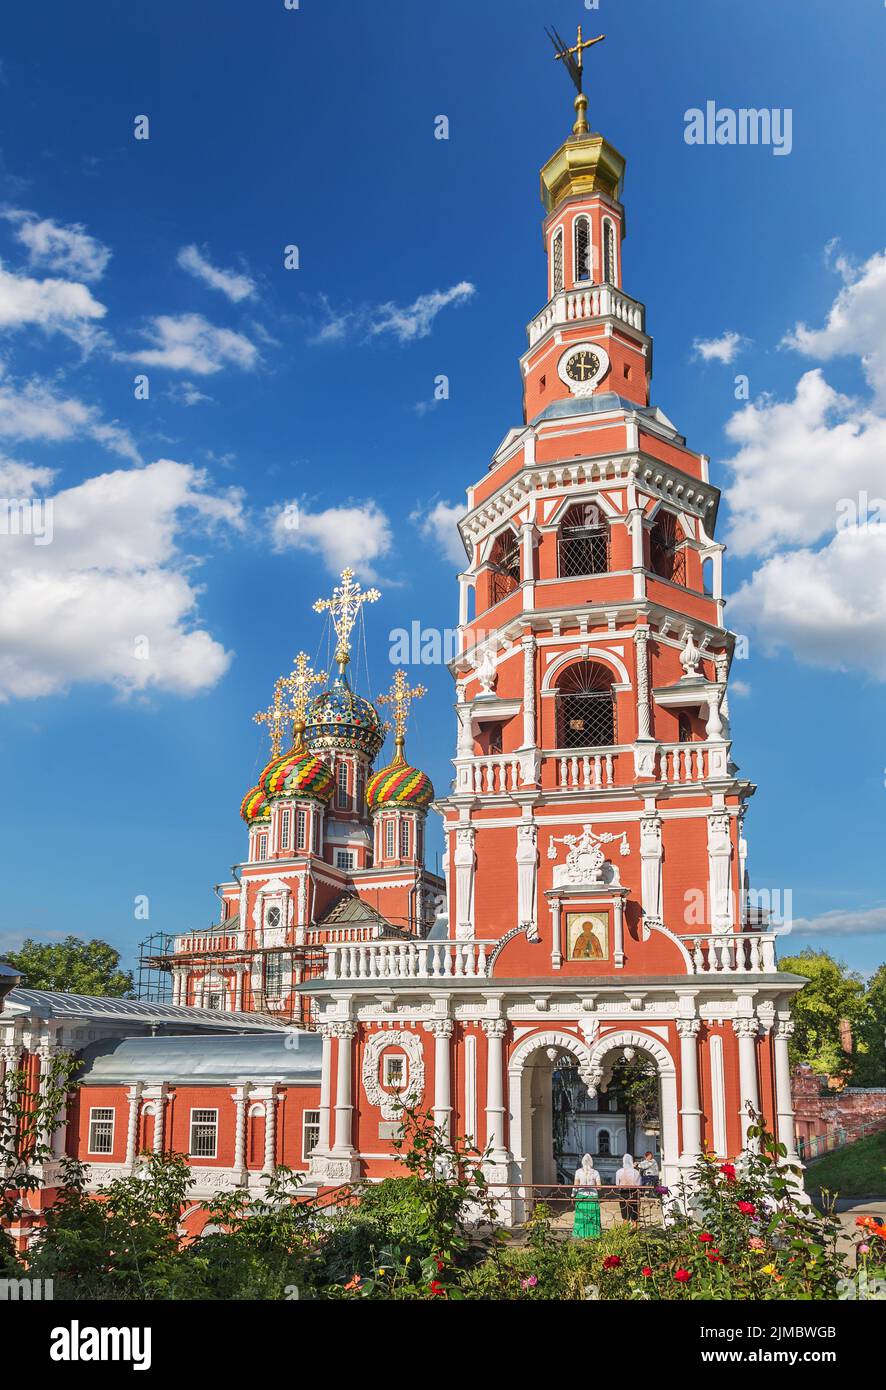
[761,1264,776,1275]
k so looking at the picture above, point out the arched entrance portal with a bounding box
[508,1029,679,1210]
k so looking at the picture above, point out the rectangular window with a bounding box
[189,1108,218,1159]
[336,760,349,809]
[88,1106,115,1155]
[302,1108,321,1161]
[280,808,291,850]
[265,953,285,998]
[257,834,268,862]
[383,1054,406,1089]
[296,808,307,850]
[355,765,365,814]
[399,819,410,859]
[335,850,354,871]
[385,820,395,859]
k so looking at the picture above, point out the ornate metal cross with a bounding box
[253,677,295,756]
[313,567,381,670]
[378,668,427,759]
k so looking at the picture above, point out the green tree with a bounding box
[853,962,886,1087]
[779,949,867,1078]
[5,936,133,996]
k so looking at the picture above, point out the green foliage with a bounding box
[805,1128,886,1198]
[853,963,886,1087]
[780,949,868,1078]
[1,1049,77,1220]
[5,936,134,997]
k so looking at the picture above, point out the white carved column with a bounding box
[482,1020,509,1162]
[454,826,476,939]
[152,1086,167,1153]
[516,821,539,940]
[629,505,645,601]
[612,895,625,969]
[425,1020,454,1138]
[774,1019,799,1161]
[639,811,663,921]
[263,1090,278,1175]
[331,1023,356,1155]
[677,1019,702,1162]
[550,895,563,969]
[233,965,245,1013]
[124,1083,143,1171]
[634,625,652,740]
[519,632,537,750]
[733,1017,760,1148]
[315,1025,334,1157]
[232,1084,248,1177]
[707,812,734,933]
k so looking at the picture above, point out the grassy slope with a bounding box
[805,1128,886,1197]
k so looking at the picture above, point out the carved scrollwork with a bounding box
[361,1029,425,1119]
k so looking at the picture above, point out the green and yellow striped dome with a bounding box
[261,745,335,803]
[240,784,270,824]
[366,758,434,812]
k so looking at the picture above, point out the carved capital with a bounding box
[481,1020,508,1041]
[329,1022,357,1041]
[776,1019,795,1041]
[423,1020,454,1040]
[732,1018,759,1040]
[676,1018,701,1040]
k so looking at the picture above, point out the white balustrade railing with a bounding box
[455,755,524,795]
[528,286,646,346]
[680,933,778,975]
[552,749,617,790]
[314,925,399,945]
[656,743,709,784]
[174,931,240,954]
[324,939,494,981]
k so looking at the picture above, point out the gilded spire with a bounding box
[253,677,295,757]
[313,566,380,672]
[282,651,326,749]
[378,668,427,765]
[546,23,605,136]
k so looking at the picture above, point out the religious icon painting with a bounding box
[566,910,609,961]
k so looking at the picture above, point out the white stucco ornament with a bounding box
[361,1030,425,1119]
[547,823,629,888]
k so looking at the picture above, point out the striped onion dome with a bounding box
[366,750,434,812]
[240,784,270,824]
[261,743,335,803]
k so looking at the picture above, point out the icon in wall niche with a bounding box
[566,911,609,961]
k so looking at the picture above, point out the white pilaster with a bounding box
[774,1018,799,1161]
[482,1020,509,1162]
[676,1019,702,1162]
[425,1020,454,1138]
[733,1017,760,1148]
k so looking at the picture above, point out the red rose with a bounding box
[719,1162,736,1181]
[603,1255,622,1269]
[428,1281,445,1297]
[674,1268,692,1283]
[698,1232,713,1242]
[737,1200,756,1217]
[641,1267,653,1277]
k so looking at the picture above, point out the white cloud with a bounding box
[2,208,111,281]
[784,248,886,405]
[176,244,255,303]
[790,906,886,937]
[0,452,55,495]
[168,380,214,407]
[0,458,243,699]
[727,525,886,679]
[311,281,475,346]
[410,498,466,566]
[126,313,259,375]
[0,371,140,462]
[0,262,106,339]
[269,500,392,580]
[692,330,746,364]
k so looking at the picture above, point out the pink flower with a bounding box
[737,1200,756,1217]
[674,1268,692,1283]
[748,1236,765,1251]
[603,1255,622,1269]
[521,1275,538,1290]
[859,1243,871,1256]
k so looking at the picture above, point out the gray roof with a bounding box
[78,1030,322,1085]
[5,987,287,1032]
[530,392,683,440]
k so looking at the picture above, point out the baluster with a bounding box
[582,755,591,788]
[477,942,488,976]
[558,756,567,787]
[692,938,704,973]
[327,948,338,981]
[570,756,578,787]
[442,943,453,977]
[605,753,613,784]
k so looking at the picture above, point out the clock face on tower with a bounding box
[557,341,610,397]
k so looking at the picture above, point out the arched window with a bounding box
[649,511,687,587]
[556,661,616,748]
[558,501,609,576]
[574,216,591,283]
[598,1129,611,1156]
[603,219,616,285]
[488,531,520,606]
[552,228,564,293]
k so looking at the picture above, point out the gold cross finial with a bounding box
[313,567,381,671]
[282,651,326,745]
[378,668,427,764]
[546,24,605,134]
[253,677,295,757]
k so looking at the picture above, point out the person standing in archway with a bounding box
[615,1153,642,1223]
[572,1153,602,1239]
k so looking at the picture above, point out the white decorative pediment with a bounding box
[361,1030,425,1119]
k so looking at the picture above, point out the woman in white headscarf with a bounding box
[572,1153,602,1239]
[615,1153,641,1223]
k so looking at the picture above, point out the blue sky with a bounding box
[0,0,884,976]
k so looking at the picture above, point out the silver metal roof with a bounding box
[5,988,287,1032]
[78,1030,321,1085]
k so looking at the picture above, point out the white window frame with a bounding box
[383,1053,407,1090]
[399,818,410,859]
[573,214,592,283]
[280,808,291,851]
[296,807,307,850]
[385,820,395,859]
[189,1107,219,1159]
[335,849,354,872]
[88,1106,115,1156]
[336,760,349,809]
[302,1108,321,1161]
[257,833,268,862]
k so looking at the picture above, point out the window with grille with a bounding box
[265,953,285,998]
[336,760,349,808]
[598,1129,611,1155]
[552,228,563,293]
[206,990,224,1011]
[488,531,520,607]
[265,905,282,929]
[336,849,354,871]
[649,511,687,587]
[280,808,291,850]
[603,220,616,284]
[558,502,609,577]
[302,1109,320,1160]
[88,1107,114,1155]
[399,819,410,858]
[296,808,307,850]
[556,661,616,748]
[385,820,395,859]
[574,216,591,282]
[189,1109,218,1159]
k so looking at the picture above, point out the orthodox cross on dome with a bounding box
[313,566,380,672]
[378,668,426,764]
[282,651,326,746]
[545,23,605,135]
[253,677,296,757]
